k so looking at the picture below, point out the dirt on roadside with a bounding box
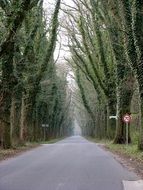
[0,144,40,162]
[98,144,143,179]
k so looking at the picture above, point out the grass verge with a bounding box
[87,137,143,163]
[0,137,64,161]
[87,137,143,178]
[40,137,65,144]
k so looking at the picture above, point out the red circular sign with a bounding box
[123,114,131,123]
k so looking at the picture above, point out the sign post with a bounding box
[42,124,49,141]
[123,114,131,145]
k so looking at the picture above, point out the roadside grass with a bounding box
[0,137,64,161]
[87,137,143,164]
[90,137,143,178]
[106,143,143,163]
[40,137,65,144]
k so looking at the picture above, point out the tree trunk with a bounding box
[114,75,134,144]
[119,0,143,148]
[138,81,143,150]
[107,99,116,139]
[1,120,11,149]
[0,87,11,149]
[10,96,17,147]
[0,120,4,147]
[0,40,17,148]
[20,93,28,144]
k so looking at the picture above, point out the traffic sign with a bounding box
[123,114,131,145]
[109,115,118,120]
[123,114,131,123]
[42,124,49,128]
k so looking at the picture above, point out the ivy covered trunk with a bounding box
[114,101,131,144]
[10,96,17,147]
[114,75,134,144]
[137,74,143,149]
[0,41,17,148]
[0,79,12,149]
[133,1,143,150]
[0,0,39,148]
[138,97,143,149]
[120,0,143,149]
[107,100,116,139]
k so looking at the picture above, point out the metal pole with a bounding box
[126,123,128,145]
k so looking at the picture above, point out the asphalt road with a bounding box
[0,136,139,190]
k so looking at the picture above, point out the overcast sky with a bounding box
[43,0,74,62]
[43,0,76,91]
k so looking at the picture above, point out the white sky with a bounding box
[43,0,76,86]
[43,0,74,62]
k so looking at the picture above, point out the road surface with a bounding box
[0,136,140,190]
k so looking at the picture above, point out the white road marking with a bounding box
[123,180,143,190]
